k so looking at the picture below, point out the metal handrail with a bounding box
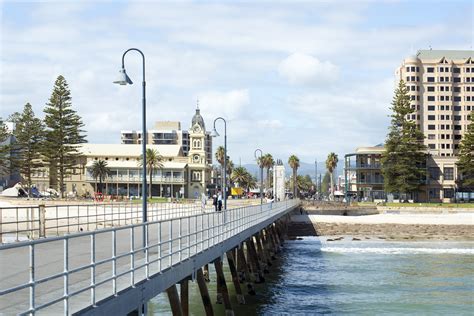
[0,199,298,315]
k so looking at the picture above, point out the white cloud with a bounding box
[278,53,339,85]
[257,119,283,129]
[198,89,250,121]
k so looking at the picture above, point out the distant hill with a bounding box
[241,161,344,182]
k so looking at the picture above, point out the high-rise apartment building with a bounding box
[396,50,474,157]
[120,108,213,164]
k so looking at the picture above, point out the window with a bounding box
[406,66,410,72]
[454,115,461,121]
[428,105,435,111]
[440,86,445,91]
[427,86,435,92]
[454,77,461,83]
[411,95,415,100]
[454,125,462,130]
[454,106,461,111]
[429,188,440,198]
[428,125,436,130]
[444,189,454,198]
[411,76,415,81]
[427,77,435,82]
[428,115,435,120]
[428,134,436,139]
[454,87,461,92]
[467,96,471,101]
[440,105,445,110]
[406,76,410,82]
[439,77,444,82]
[444,167,454,180]
[427,67,434,73]
[428,144,436,149]
[454,96,461,102]
[453,67,460,73]
[454,134,462,140]
[416,67,420,72]
[440,96,444,101]
[428,96,435,101]
[439,67,444,72]
[411,66,415,72]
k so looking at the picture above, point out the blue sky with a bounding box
[0,0,472,166]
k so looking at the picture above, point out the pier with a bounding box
[0,199,299,315]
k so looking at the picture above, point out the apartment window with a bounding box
[428,144,436,149]
[467,87,471,92]
[440,86,444,91]
[427,77,435,82]
[439,77,444,82]
[411,95,416,100]
[446,106,450,110]
[446,96,449,101]
[427,67,434,73]
[428,105,435,111]
[446,86,450,91]
[439,67,444,72]
[428,96,435,101]
[467,96,471,101]
[454,87,461,92]
[454,134,462,140]
[453,67,460,73]
[446,144,450,149]
[467,78,471,82]
[446,115,450,120]
[411,66,415,72]
[406,76,410,82]
[454,144,459,149]
[427,86,435,92]
[440,105,445,110]
[428,134,436,139]
[428,115,435,120]
[454,125,462,130]
[411,76,415,81]
[428,125,436,130]
[468,106,472,111]
[444,167,454,180]
[454,115,461,121]
[441,144,445,149]
[454,77,461,83]
[440,115,445,120]
[440,125,445,130]
[454,96,461,102]
[454,106,462,111]
[416,67,420,72]
[440,134,445,139]
[444,189,454,198]
[439,96,444,101]
[406,67,410,72]
[410,85,415,91]
[446,134,450,139]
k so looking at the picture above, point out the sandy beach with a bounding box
[289,213,474,241]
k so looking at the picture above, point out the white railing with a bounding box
[0,199,299,315]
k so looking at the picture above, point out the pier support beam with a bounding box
[255,233,271,273]
[166,284,183,316]
[196,268,214,316]
[226,250,245,304]
[180,278,189,316]
[237,246,256,295]
[246,239,265,283]
[203,264,210,282]
[214,258,234,316]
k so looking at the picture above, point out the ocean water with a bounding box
[149,237,474,315]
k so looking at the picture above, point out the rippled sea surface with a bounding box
[150,237,474,315]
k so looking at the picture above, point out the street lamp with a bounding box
[254,149,263,206]
[314,159,318,196]
[113,48,147,247]
[211,117,227,212]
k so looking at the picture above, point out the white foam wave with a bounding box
[321,246,474,255]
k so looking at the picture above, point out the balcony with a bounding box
[86,175,185,184]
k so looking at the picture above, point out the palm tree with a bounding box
[263,153,275,189]
[226,158,234,185]
[215,146,225,189]
[288,155,300,197]
[91,160,111,194]
[138,148,164,198]
[231,166,248,188]
[326,152,339,201]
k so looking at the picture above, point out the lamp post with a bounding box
[113,48,147,247]
[315,159,318,196]
[211,117,227,212]
[254,149,263,206]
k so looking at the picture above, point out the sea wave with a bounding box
[321,246,474,255]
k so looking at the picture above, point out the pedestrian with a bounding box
[217,191,223,211]
[212,194,218,212]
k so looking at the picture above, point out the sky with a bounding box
[0,0,472,166]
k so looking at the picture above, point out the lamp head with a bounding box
[113,68,133,85]
[210,128,220,137]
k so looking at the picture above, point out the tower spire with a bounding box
[196,98,200,110]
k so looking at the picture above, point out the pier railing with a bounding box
[0,199,299,315]
[0,199,261,243]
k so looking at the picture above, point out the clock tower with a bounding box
[187,105,210,198]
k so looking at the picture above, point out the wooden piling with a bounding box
[196,268,214,316]
[166,284,183,316]
[180,278,189,316]
[255,233,271,273]
[226,250,245,304]
[246,239,265,283]
[214,258,234,316]
[237,246,256,295]
[263,228,277,260]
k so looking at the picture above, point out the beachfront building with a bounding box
[30,107,212,199]
[120,110,213,164]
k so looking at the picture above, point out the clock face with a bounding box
[193,126,201,133]
[193,154,200,162]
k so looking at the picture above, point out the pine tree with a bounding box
[43,75,87,197]
[11,103,45,195]
[381,80,427,201]
[456,111,474,190]
[0,118,10,175]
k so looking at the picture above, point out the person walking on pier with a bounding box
[217,191,223,211]
[212,194,218,212]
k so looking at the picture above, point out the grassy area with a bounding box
[131,197,169,204]
[354,202,474,208]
